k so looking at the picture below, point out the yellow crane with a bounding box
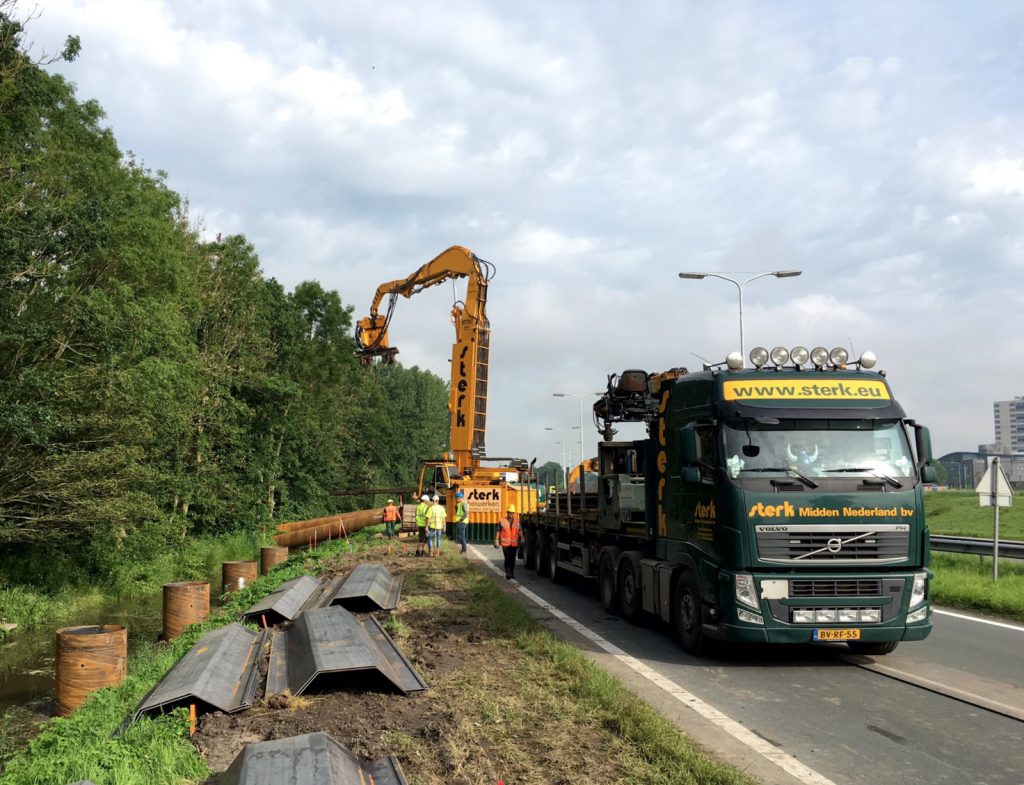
[354,246,537,530]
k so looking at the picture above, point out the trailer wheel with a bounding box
[673,571,709,656]
[547,536,562,584]
[524,532,538,571]
[598,554,619,614]
[847,640,898,656]
[537,533,551,578]
[618,559,641,623]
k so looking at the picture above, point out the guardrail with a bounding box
[930,535,1024,560]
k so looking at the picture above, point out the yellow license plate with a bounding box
[813,628,860,641]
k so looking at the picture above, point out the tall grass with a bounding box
[0,532,263,638]
[930,552,1024,621]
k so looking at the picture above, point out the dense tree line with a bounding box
[0,7,449,578]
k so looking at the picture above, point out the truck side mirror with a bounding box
[920,465,937,484]
[680,424,698,465]
[681,466,701,483]
[913,425,933,468]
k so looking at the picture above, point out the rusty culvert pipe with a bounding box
[162,581,210,641]
[273,508,382,549]
[222,561,258,594]
[55,624,127,716]
[260,546,289,576]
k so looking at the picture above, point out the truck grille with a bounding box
[789,579,883,597]
[755,524,909,564]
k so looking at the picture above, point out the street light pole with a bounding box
[545,426,568,515]
[554,393,587,513]
[678,270,801,362]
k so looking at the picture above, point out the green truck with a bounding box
[521,346,935,656]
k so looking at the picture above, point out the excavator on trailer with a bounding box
[355,246,538,533]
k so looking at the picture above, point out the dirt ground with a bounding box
[193,538,632,784]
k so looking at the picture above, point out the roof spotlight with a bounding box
[830,347,849,366]
[725,352,744,370]
[749,347,769,368]
[790,346,809,367]
[769,346,789,367]
[810,346,829,368]
[858,350,877,369]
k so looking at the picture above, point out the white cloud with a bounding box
[29,0,1024,462]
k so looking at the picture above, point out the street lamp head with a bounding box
[544,427,555,431]
[678,272,708,279]
[552,393,566,398]
[773,270,802,278]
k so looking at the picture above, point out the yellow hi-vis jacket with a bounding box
[427,502,447,530]
[415,502,429,528]
[455,500,469,523]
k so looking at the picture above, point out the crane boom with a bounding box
[354,246,495,474]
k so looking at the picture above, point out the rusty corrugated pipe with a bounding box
[162,581,210,641]
[55,624,127,716]
[260,546,289,576]
[222,561,258,594]
[273,508,382,548]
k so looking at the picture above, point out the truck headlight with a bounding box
[815,609,837,623]
[860,608,881,623]
[909,572,927,609]
[839,609,860,623]
[735,574,760,610]
[793,609,815,624]
[907,606,929,623]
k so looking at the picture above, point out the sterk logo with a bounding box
[748,501,795,518]
[695,500,716,521]
[467,488,500,501]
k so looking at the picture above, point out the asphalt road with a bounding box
[470,546,1024,785]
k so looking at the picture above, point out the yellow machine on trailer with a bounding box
[355,246,537,538]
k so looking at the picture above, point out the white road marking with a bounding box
[933,607,1024,633]
[468,545,837,785]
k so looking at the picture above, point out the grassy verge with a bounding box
[0,533,374,784]
[930,552,1024,622]
[925,490,1022,539]
[0,532,262,639]
[4,532,754,785]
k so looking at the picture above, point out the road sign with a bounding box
[975,460,1013,508]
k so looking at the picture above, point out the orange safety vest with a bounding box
[383,504,399,522]
[497,517,522,547]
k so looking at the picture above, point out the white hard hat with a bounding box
[387,499,394,504]
[432,495,440,502]
[421,494,429,501]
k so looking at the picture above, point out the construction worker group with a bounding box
[390,491,521,572]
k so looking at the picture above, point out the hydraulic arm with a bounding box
[354,246,495,474]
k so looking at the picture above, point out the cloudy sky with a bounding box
[27,0,1024,467]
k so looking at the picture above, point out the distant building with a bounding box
[939,451,1024,489]
[993,397,1024,454]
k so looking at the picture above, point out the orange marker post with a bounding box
[189,703,197,737]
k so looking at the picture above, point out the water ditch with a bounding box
[0,572,223,758]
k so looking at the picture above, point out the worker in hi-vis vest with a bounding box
[454,491,470,554]
[383,499,400,539]
[415,494,430,556]
[427,494,447,558]
[494,503,522,580]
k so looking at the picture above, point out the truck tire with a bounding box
[524,532,538,571]
[547,536,562,584]
[673,571,709,656]
[537,533,551,578]
[618,559,641,623]
[598,554,619,614]
[847,640,899,656]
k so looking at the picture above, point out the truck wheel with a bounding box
[847,640,898,656]
[618,560,641,623]
[547,536,562,584]
[537,533,551,578]
[598,555,619,614]
[673,572,709,656]
[524,533,538,571]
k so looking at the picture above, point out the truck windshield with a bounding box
[722,420,915,481]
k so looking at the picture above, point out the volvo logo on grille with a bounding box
[826,537,843,553]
